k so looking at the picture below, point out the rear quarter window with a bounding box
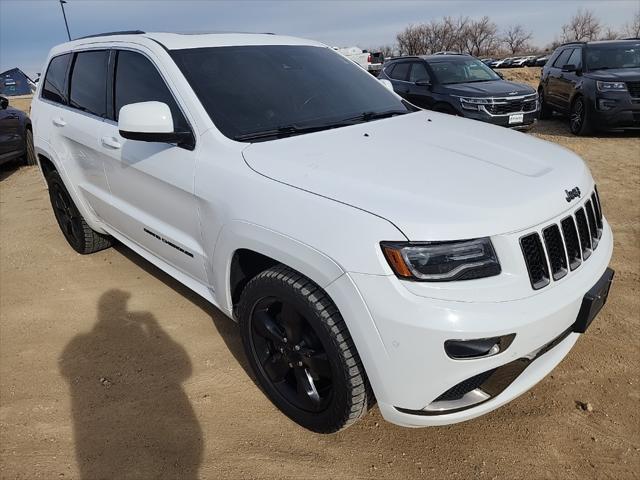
[42,54,72,104]
[69,50,109,117]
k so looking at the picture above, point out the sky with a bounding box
[1,0,638,77]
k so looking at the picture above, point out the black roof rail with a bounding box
[560,40,587,47]
[76,30,145,40]
[620,37,640,41]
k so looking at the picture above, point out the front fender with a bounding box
[212,220,345,315]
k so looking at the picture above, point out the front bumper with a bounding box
[460,106,537,129]
[591,94,640,130]
[326,221,613,428]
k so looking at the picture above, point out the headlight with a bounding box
[596,81,627,92]
[458,97,492,111]
[381,238,501,281]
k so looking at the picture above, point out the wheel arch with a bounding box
[211,220,345,317]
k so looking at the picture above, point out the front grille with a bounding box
[484,96,537,115]
[627,81,640,98]
[521,188,602,290]
[543,225,568,280]
[520,233,550,290]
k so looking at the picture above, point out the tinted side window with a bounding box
[566,48,582,68]
[409,62,430,82]
[69,51,109,117]
[553,49,573,68]
[390,62,410,80]
[42,54,72,104]
[114,50,188,131]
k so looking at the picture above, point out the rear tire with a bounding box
[238,265,373,433]
[24,129,36,165]
[538,89,553,120]
[46,170,112,254]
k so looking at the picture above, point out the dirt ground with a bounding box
[1,84,639,479]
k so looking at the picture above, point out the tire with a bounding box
[538,89,553,120]
[24,129,37,165]
[238,265,373,433]
[569,96,593,136]
[46,170,112,254]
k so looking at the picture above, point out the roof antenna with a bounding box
[59,0,71,41]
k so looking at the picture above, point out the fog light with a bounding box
[598,99,617,111]
[445,334,515,360]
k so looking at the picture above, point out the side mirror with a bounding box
[118,101,193,149]
[378,79,395,92]
[0,96,8,110]
[562,64,577,72]
[415,80,431,87]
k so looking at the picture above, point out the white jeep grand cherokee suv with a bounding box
[31,31,614,433]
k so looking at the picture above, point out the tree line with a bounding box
[377,8,640,58]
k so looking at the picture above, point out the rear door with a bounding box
[45,50,112,219]
[99,49,206,283]
[546,48,573,109]
[386,61,411,98]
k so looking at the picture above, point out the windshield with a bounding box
[585,43,640,71]
[429,58,501,84]
[170,45,410,141]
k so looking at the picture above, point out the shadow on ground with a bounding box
[59,289,203,480]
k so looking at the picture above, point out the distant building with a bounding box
[0,68,35,96]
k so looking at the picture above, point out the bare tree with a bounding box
[502,24,533,54]
[561,8,602,42]
[460,16,500,57]
[396,24,427,55]
[622,9,640,38]
[600,26,619,40]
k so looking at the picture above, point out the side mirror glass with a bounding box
[562,64,577,72]
[415,80,431,87]
[0,96,8,110]
[118,101,193,148]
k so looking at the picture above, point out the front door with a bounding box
[99,48,207,284]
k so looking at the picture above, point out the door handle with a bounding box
[52,117,66,127]
[101,136,121,150]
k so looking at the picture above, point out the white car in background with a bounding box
[333,46,384,75]
[31,31,614,433]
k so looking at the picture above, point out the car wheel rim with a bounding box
[249,296,333,413]
[571,99,584,131]
[51,184,83,245]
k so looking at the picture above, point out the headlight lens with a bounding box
[458,97,492,111]
[596,81,627,92]
[381,238,501,281]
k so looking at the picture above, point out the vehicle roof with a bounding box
[49,31,326,55]
[561,38,640,47]
[387,54,473,62]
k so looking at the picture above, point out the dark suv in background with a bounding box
[538,39,640,135]
[378,54,538,129]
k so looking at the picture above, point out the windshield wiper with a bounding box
[234,124,331,142]
[234,109,409,142]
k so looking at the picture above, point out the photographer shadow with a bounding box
[59,289,203,480]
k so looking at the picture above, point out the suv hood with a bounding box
[585,68,640,82]
[242,111,592,241]
[440,80,535,97]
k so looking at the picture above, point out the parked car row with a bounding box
[486,55,549,68]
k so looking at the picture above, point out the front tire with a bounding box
[238,265,373,433]
[46,170,112,254]
[569,96,593,136]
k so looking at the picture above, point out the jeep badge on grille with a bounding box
[565,187,581,203]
